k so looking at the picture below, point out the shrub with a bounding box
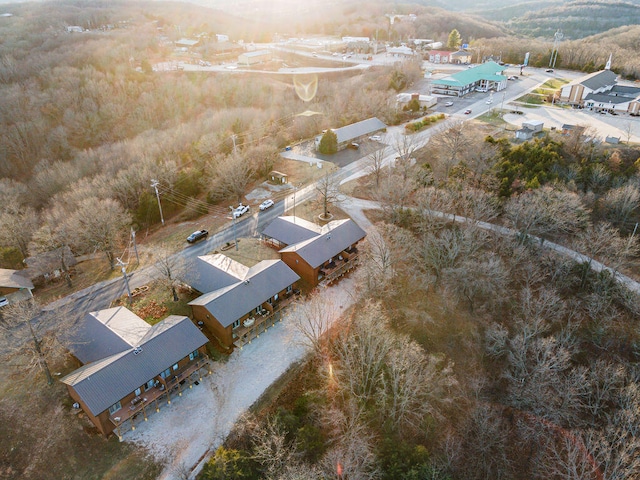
[199,447,258,480]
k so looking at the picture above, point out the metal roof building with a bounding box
[432,61,506,97]
[279,218,367,269]
[69,307,152,364]
[315,117,386,151]
[261,216,322,247]
[61,315,208,416]
[186,254,249,294]
[188,259,299,327]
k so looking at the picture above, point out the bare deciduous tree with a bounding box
[367,142,387,187]
[377,337,456,435]
[354,229,395,298]
[65,196,131,270]
[315,173,340,220]
[505,186,590,244]
[249,414,295,478]
[208,153,256,205]
[292,292,338,356]
[152,245,189,301]
[428,121,471,179]
[0,205,39,259]
[0,299,74,386]
[600,183,640,231]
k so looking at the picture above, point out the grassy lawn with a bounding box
[271,157,339,186]
[515,93,545,105]
[477,110,510,127]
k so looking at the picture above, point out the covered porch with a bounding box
[318,247,359,286]
[232,289,299,349]
[109,357,212,440]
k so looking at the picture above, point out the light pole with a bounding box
[151,179,165,226]
[230,206,238,251]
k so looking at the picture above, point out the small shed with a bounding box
[269,171,288,184]
[515,127,534,141]
[606,136,620,144]
[522,120,544,133]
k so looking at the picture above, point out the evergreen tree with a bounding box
[447,29,462,49]
[318,129,338,154]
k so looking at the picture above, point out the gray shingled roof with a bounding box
[0,269,33,290]
[610,85,640,97]
[61,315,207,416]
[577,70,617,91]
[186,255,248,293]
[69,307,152,364]
[188,260,299,327]
[261,216,322,246]
[584,93,631,105]
[331,117,386,144]
[279,219,366,268]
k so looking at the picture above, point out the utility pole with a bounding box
[229,206,238,251]
[549,30,563,69]
[292,184,298,220]
[151,179,165,226]
[117,257,133,304]
[131,228,140,265]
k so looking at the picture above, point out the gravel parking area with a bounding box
[504,106,640,142]
[125,278,358,479]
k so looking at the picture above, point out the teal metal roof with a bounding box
[433,61,506,87]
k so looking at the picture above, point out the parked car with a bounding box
[545,68,554,73]
[0,296,8,308]
[233,204,250,218]
[464,109,472,114]
[445,101,454,107]
[259,199,274,211]
[369,135,382,141]
[486,99,493,105]
[187,230,208,243]
[348,142,359,149]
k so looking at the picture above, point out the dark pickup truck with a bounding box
[187,230,208,243]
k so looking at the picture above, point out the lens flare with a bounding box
[293,74,318,102]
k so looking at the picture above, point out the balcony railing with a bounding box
[232,291,298,349]
[319,254,360,287]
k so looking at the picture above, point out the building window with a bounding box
[189,350,199,361]
[160,368,171,379]
[172,363,179,371]
[146,379,155,390]
[232,319,240,329]
[109,401,122,415]
[286,285,292,293]
[135,387,141,396]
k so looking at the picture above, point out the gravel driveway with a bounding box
[126,278,358,479]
